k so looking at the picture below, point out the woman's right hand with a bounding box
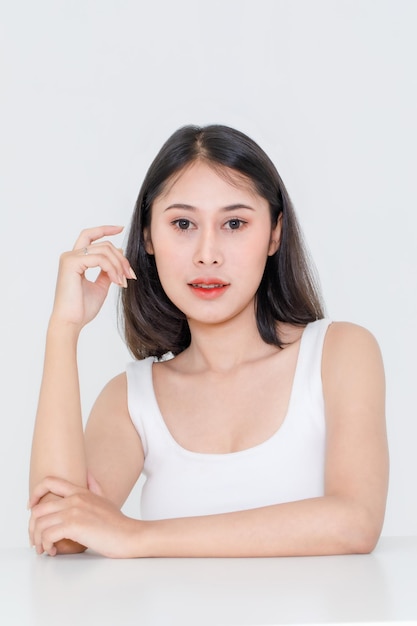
[50,225,136,330]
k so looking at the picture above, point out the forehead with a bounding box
[155,160,261,203]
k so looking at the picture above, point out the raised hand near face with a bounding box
[51,225,136,330]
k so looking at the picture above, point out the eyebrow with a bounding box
[164,203,256,212]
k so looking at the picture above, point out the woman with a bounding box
[28,125,389,557]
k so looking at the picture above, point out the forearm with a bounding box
[139,496,381,558]
[29,319,87,495]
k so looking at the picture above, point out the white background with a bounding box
[1,0,416,548]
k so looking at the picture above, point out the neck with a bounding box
[183,310,279,374]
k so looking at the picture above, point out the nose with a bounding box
[193,227,223,266]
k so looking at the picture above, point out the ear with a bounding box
[268,213,282,256]
[143,227,154,255]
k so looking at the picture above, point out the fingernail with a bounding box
[120,276,128,288]
[129,267,137,280]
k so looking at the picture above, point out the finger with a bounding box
[30,495,90,555]
[60,246,126,288]
[31,507,61,554]
[35,505,89,555]
[29,494,61,546]
[35,517,65,556]
[41,522,75,556]
[31,497,84,555]
[29,477,83,508]
[79,250,128,288]
[82,241,133,283]
[29,497,66,545]
[75,241,136,286]
[72,225,124,250]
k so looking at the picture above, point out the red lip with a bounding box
[188,277,230,299]
[188,277,229,286]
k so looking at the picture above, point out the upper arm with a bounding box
[322,322,389,532]
[84,373,144,508]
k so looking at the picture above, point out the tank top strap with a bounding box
[126,357,157,457]
[289,318,332,427]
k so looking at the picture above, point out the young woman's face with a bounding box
[145,160,281,327]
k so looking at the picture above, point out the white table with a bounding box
[1,537,416,625]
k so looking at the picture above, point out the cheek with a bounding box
[237,238,271,268]
[153,241,185,268]
[152,246,185,296]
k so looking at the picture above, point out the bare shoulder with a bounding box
[323,321,383,366]
[322,321,385,407]
[325,320,380,343]
[86,372,132,436]
[95,371,128,405]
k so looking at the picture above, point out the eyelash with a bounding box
[171,218,247,232]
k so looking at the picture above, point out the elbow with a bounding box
[349,529,380,555]
[340,508,384,555]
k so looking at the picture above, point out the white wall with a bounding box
[1,0,416,547]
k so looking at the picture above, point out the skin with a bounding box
[28,161,389,558]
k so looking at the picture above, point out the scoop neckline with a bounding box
[144,321,318,459]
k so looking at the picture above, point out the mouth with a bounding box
[190,283,227,289]
[187,279,230,298]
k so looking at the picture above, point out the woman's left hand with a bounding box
[28,477,141,558]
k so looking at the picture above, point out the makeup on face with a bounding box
[187,278,231,299]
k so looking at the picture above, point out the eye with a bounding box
[172,218,193,230]
[225,218,246,230]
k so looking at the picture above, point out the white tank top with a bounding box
[126,318,331,520]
